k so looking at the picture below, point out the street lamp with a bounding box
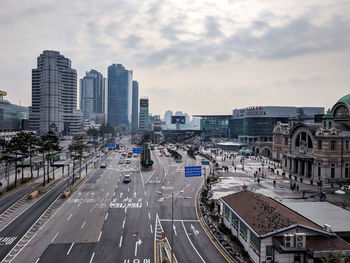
[157,189,192,263]
[262,161,264,178]
[289,169,293,190]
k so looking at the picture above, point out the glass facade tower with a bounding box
[80,69,105,120]
[107,64,132,130]
[131,81,139,131]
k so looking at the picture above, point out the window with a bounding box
[318,140,322,150]
[329,121,332,129]
[318,163,322,177]
[285,159,287,167]
[324,121,327,129]
[231,213,238,229]
[224,205,230,220]
[276,135,280,143]
[346,141,349,151]
[266,246,273,257]
[345,163,350,178]
[250,233,260,254]
[240,222,248,240]
[285,137,288,145]
[331,141,336,151]
[331,163,336,178]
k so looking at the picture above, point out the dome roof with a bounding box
[322,112,334,119]
[337,94,350,105]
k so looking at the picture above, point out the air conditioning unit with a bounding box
[295,233,306,248]
[283,233,294,248]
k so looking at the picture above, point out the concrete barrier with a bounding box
[28,190,38,199]
[62,190,70,198]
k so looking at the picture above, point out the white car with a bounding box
[123,174,131,183]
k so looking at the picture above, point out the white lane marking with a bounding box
[105,213,109,221]
[122,217,126,229]
[91,185,94,189]
[66,242,75,255]
[128,187,130,193]
[90,207,94,213]
[139,170,145,187]
[67,214,72,221]
[106,192,109,198]
[113,192,116,197]
[173,224,177,236]
[181,221,205,262]
[81,220,86,229]
[120,192,123,198]
[77,202,81,207]
[89,252,95,263]
[150,224,153,234]
[124,207,127,213]
[98,231,102,242]
[35,258,40,263]
[134,192,136,198]
[119,235,123,248]
[134,238,142,257]
[51,232,59,243]
[116,185,118,189]
[148,212,151,220]
[144,191,147,196]
[146,201,149,207]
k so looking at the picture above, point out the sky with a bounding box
[1,0,350,117]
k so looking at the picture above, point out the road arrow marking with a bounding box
[191,224,199,236]
[135,238,142,256]
[173,224,177,236]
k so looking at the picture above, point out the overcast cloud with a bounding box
[1,0,350,115]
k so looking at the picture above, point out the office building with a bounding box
[107,64,132,130]
[131,80,139,131]
[80,69,105,122]
[0,91,28,131]
[230,106,324,142]
[29,50,82,135]
[139,97,149,131]
[193,115,231,137]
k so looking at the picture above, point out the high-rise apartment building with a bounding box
[80,69,105,122]
[107,64,132,130]
[131,81,139,131]
[29,50,82,135]
[139,97,149,131]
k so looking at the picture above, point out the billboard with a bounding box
[171,116,186,124]
[140,99,148,107]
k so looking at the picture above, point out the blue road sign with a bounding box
[132,148,143,154]
[201,161,210,166]
[185,166,202,177]
[108,142,116,149]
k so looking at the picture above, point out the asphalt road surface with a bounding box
[7,143,228,263]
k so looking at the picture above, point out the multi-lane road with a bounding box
[0,141,229,263]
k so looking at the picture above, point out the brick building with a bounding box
[220,191,350,263]
[272,94,350,184]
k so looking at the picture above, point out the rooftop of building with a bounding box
[192,114,232,118]
[221,191,322,236]
[291,122,350,134]
[282,201,350,233]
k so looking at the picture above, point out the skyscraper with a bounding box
[131,80,139,131]
[164,110,173,129]
[80,69,105,122]
[29,50,82,135]
[107,64,132,130]
[139,97,149,131]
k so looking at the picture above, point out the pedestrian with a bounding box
[302,190,305,199]
[257,178,260,184]
[273,180,276,186]
[296,185,299,191]
[234,167,236,172]
[343,200,347,209]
